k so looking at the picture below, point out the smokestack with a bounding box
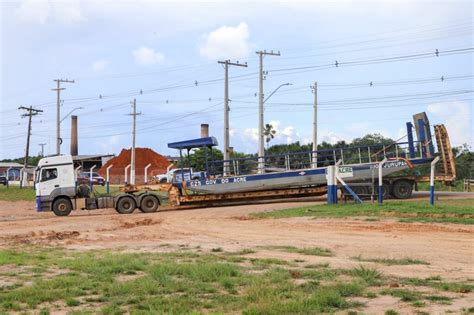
[70,115,78,156]
[201,123,209,138]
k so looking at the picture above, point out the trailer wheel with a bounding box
[351,185,369,196]
[52,197,72,216]
[116,196,136,214]
[139,195,160,213]
[392,180,413,199]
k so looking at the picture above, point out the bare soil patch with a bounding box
[0,197,473,313]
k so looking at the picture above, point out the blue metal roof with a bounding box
[168,136,218,150]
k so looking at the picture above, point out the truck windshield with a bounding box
[35,168,40,183]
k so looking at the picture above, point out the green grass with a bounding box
[0,247,469,313]
[0,247,372,314]
[400,276,474,293]
[0,185,36,201]
[252,199,474,224]
[353,256,430,266]
[417,181,464,192]
[350,265,383,286]
[259,245,334,257]
[0,184,167,204]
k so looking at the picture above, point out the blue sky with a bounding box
[0,0,472,159]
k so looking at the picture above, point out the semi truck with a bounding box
[35,155,161,216]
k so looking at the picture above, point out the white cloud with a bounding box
[133,47,165,66]
[53,1,86,24]
[427,101,472,146]
[321,131,346,145]
[91,59,110,72]
[97,135,121,154]
[15,0,85,24]
[199,22,252,60]
[242,128,259,143]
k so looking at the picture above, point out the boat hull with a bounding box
[183,158,432,194]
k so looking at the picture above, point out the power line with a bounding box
[217,59,248,175]
[257,49,280,173]
[52,79,74,155]
[18,106,43,184]
[268,48,474,74]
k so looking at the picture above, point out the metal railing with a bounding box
[205,141,425,178]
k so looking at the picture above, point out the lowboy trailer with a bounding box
[34,112,455,216]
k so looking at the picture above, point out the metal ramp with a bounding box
[434,124,456,184]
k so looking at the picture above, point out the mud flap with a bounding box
[36,196,42,212]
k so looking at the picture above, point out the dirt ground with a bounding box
[0,197,473,313]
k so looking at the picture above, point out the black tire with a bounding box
[159,178,167,183]
[383,183,391,199]
[52,197,72,216]
[139,195,160,213]
[115,196,136,214]
[350,185,369,196]
[372,184,390,199]
[392,180,413,199]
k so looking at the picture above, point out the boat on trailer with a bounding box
[167,113,439,195]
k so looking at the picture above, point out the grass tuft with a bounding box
[351,265,382,286]
[353,255,429,266]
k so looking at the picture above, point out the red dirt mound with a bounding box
[98,148,174,184]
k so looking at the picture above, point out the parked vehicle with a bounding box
[0,174,7,186]
[77,172,105,186]
[154,166,202,183]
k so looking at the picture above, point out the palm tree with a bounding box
[264,123,276,149]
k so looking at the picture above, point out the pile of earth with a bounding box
[98,148,174,184]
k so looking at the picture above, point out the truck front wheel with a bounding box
[116,196,136,214]
[52,198,72,216]
[139,195,159,213]
[392,180,413,199]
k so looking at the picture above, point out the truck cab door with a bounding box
[37,167,60,197]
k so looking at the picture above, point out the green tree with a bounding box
[263,123,277,149]
[180,147,224,174]
[453,144,473,180]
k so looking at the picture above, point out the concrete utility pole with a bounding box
[38,143,46,156]
[19,106,43,185]
[217,59,247,176]
[256,50,280,173]
[128,99,141,185]
[311,82,318,168]
[52,79,74,155]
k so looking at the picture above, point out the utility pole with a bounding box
[256,50,280,173]
[52,79,74,155]
[38,143,46,156]
[217,59,247,176]
[128,99,141,185]
[19,106,43,186]
[311,82,318,168]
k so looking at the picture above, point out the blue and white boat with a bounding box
[167,113,440,195]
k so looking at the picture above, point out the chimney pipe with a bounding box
[70,115,78,156]
[201,124,209,138]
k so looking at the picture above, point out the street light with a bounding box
[60,107,83,123]
[258,82,292,174]
[263,83,292,104]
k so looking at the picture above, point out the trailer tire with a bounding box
[160,178,167,183]
[52,197,72,216]
[351,185,369,196]
[392,180,413,199]
[116,196,136,214]
[139,195,160,213]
